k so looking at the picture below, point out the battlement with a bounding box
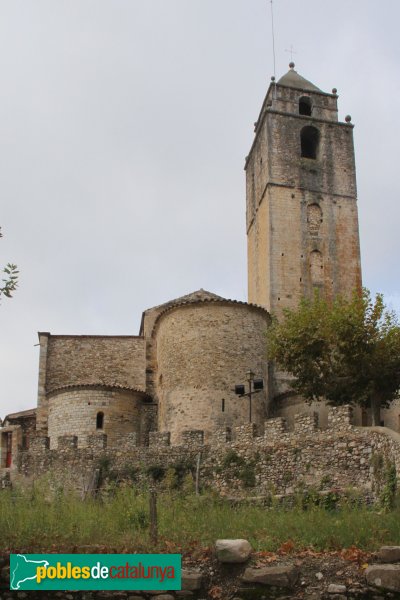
[8,404,399,505]
[28,406,354,452]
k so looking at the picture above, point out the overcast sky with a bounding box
[0,0,399,417]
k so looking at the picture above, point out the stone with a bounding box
[327,584,347,594]
[150,596,174,600]
[181,569,203,591]
[175,592,194,598]
[128,597,145,600]
[215,539,252,563]
[241,565,298,588]
[315,572,323,580]
[378,546,400,563]
[327,584,346,594]
[365,564,400,592]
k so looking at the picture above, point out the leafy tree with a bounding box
[0,227,18,301]
[266,290,400,426]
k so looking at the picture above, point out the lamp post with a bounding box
[234,370,264,423]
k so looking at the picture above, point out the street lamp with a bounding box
[234,370,264,423]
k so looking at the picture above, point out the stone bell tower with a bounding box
[245,63,362,318]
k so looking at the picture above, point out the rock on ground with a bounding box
[215,539,252,564]
[241,565,298,588]
[378,546,400,563]
[365,564,400,592]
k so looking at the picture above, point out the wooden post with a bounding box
[149,488,158,545]
[195,452,201,495]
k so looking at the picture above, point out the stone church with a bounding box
[1,64,399,470]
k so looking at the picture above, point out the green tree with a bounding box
[0,227,18,301]
[266,290,400,426]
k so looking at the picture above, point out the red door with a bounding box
[5,433,12,468]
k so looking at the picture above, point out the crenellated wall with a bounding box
[13,406,400,502]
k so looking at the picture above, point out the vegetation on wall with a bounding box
[0,227,18,302]
[266,289,400,425]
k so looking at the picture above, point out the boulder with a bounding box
[378,546,400,563]
[215,539,252,563]
[181,569,203,591]
[365,564,400,592]
[242,565,298,588]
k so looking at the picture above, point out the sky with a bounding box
[0,0,399,417]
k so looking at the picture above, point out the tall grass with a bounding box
[1,485,400,553]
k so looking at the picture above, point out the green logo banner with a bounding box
[10,553,181,591]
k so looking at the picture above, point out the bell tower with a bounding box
[246,63,362,318]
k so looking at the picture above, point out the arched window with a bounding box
[301,126,320,159]
[307,203,323,236]
[310,250,324,285]
[96,412,104,430]
[299,96,312,116]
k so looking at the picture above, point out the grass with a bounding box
[1,484,400,554]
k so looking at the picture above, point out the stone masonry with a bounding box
[11,406,400,504]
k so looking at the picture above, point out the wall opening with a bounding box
[299,96,312,116]
[221,398,225,412]
[310,250,324,285]
[96,412,104,430]
[307,203,323,236]
[301,126,320,159]
[1,432,12,468]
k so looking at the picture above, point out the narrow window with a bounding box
[221,398,225,412]
[310,250,324,285]
[299,96,312,116]
[5,432,12,468]
[96,411,104,430]
[301,126,320,159]
[307,203,323,236]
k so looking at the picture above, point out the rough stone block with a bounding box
[181,430,204,446]
[87,433,107,450]
[30,436,50,451]
[327,584,347,594]
[365,564,400,592]
[149,432,171,448]
[212,428,232,445]
[181,569,203,591]
[328,405,353,430]
[215,539,252,563]
[57,435,78,450]
[234,423,258,444]
[242,565,298,588]
[264,418,287,439]
[294,412,318,433]
[378,546,400,563]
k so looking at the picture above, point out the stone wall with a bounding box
[14,407,400,502]
[36,334,146,433]
[44,335,146,393]
[154,301,269,444]
[47,387,145,449]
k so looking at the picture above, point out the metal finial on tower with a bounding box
[270,1,276,80]
[285,45,297,64]
[270,1,277,98]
